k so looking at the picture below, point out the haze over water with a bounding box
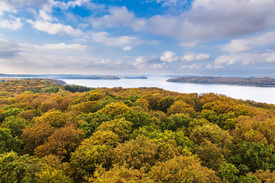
[62,76,275,105]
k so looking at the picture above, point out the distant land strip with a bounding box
[0,78,67,85]
[167,76,275,87]
[0,73,147,80]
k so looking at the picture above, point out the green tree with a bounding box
[77,111,111,138]
[85,91,103,101]
[35,165,73,183]
[195,140,227,170]
[34,110,71,128]
[96,118,133,142]
[77,101,96,113]
[157,96,174,113]
[231,142,275,175]
[70,144,111,182]
[218,163,240,183]
[116,110,152,129]
[0,151,43,183]
[1,106,23,119]
[36,155,73,183]
[100,102,130,118]
[0,128,22,154]
[111,135,181,171]
[84,130,120,147]
[1,115,26,137]
[190,124,233,149]
[162,113,192,131]
[141,94,161,110]
[131,127,194,151]
[111,135,159,170]
[186,118,210,136]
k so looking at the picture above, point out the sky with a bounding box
[0,0,275,76]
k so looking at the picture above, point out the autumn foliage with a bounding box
[0,79,275,182]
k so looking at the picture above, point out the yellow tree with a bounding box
[148,155,221,182]
[34,124,84,160]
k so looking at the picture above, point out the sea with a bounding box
[62,76,275,105]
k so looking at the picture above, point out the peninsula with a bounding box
[167,76,275,87]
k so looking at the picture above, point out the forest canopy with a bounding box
[0,78,275,182]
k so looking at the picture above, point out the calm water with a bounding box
[62,76,275,104]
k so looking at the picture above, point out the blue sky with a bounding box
[0,0,275,76]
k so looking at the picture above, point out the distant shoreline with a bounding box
[0,73,147,80]
[167,76,275,87]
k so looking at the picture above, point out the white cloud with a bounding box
[133,55,161,69]
[0,38,128,74]
[0,16,22,30]
[134,55,166,70]
[181,54,195,62]
[221,39,251,53]
[38,4,57,22]
[147,0,275,40]
[152,63,164,69]
[91,32,141,46]
[221,31,275,53]
[134,56,150,65]
[215,55,237,66]
[67,0,89,7]
[27,20,83,36]
[40,43,88,51]
[0,38,19,58]
[14,42,90,58]
[196,53,210,60]
[93,1,275,41]
[39,9,53,21]
[215,52,275,67]
[55,0,92,10]
[206,64,213,69]
[0,0,49,15]
[3,0,275,42]
[148,0,190,8]
[254,31,275,46]
[181,53,210,62]
[90,6,146,31]
[0,38,89,57]
[182,63,203,69]
[95,59,111,65]
[0,2,16,15]
[123,46,132,51]
[133,56,149,69]
[160,51,178,62]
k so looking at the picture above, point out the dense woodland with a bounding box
[167,76,275,87]
[0,78,275,182]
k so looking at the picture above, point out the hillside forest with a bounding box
[0,78,275,182]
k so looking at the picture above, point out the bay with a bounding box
[62,76,275,105]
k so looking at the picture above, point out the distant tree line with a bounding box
[64,85,92,93]
[167,76,275,87]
